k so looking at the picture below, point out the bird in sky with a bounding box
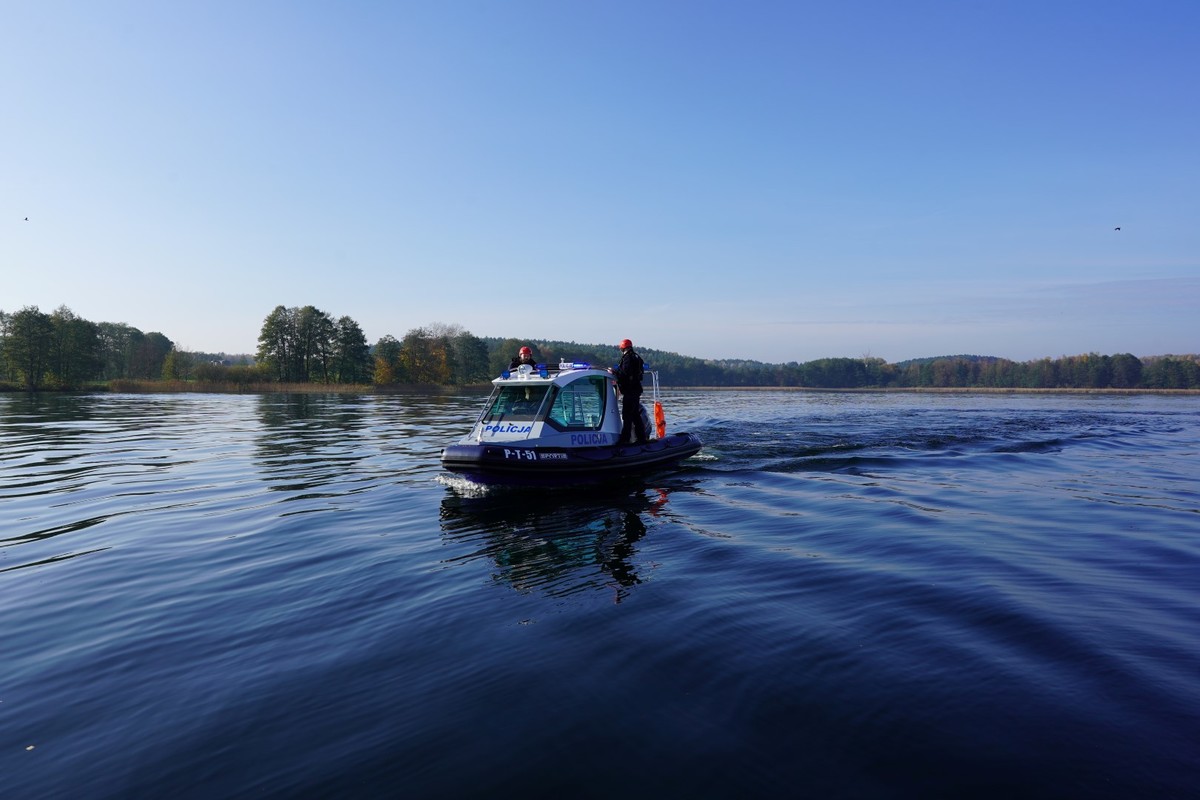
[1114,226,1120,231]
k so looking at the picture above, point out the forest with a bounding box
[2,304,1198,391]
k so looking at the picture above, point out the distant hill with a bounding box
[480,339,1199,390]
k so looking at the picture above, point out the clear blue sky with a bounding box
[4,1,1197,363]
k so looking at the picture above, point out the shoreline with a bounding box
[677,386,1200,395]
[2,383,1197,396]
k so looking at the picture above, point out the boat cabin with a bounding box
[466,362,625,447]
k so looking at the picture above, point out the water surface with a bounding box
[2,391,1198,798]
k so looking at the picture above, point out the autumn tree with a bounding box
[373,335,403,384]
[399,327,439,383]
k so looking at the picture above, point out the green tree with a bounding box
[162,348,195,381]
[5,306,54,389]
[257,305,297,381]
[1110,354,1143,388]
[193,361,226,382]
[257,305,340,383]
[451,330,491,384]
[801,357,869,388]
[96,322,140,380]
[978,358,1018,388]
[126,332,173,379]
[295,305,336,382]
[1142,355,1200,389]
[0,309,14,384]
[48,306,99,388]
[333,316,371,383]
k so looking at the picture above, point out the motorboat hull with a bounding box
[441,432,703,484]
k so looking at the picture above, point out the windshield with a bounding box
[543,376,608,430]
[480,385,550,422]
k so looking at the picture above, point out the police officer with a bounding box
[610,338,647,445]
[509,346,536,369]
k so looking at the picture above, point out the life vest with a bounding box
[653,400,666,438]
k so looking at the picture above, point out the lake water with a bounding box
[2,390,1198,798]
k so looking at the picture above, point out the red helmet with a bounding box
[619,338,632,350]
[519,346,532,356]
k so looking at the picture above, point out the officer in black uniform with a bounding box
[611,338,647,445]
[509,346,536,369]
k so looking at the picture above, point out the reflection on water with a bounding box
[439,483,681,601]
[253,394,377,497]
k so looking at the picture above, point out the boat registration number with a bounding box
[502,449,566,461]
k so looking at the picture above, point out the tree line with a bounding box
[254,308,494,386]
[472,338,1199,390]
[647,352,1200,390]
[1,306,175,390]
[3,304,1198,390]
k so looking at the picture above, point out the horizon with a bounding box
[4,2,1197,363]
[180,332,1193,368]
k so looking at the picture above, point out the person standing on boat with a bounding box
[611,338,648,445]
[509,346,537,370]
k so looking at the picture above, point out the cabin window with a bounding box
[543,376,608,431]
[481,385,550,422]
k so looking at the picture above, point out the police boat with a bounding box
[440,361,703,483]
